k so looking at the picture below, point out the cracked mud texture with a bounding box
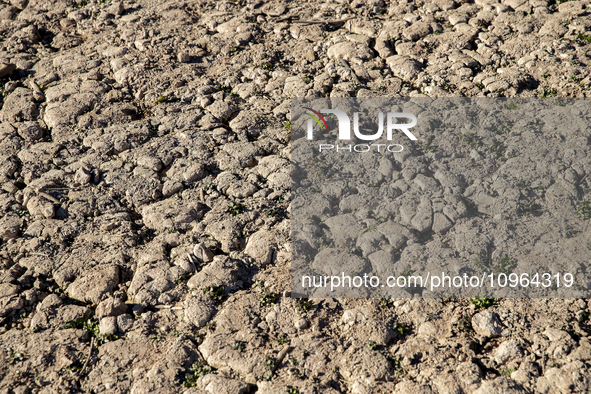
[0,0,590,393]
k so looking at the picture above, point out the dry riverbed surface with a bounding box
[1,0,591,393]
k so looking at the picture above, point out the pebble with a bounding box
[472,310,503,337]
[178,52,190,63]
[0,63,16,78]
[295,318,309,330]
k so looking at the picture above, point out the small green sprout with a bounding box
[578,33,591,44]
[458,316,474,332]
[63,319,118,346]
[264,355,278,370]
[542,87,557,97]
[422,144,438,153]
[183,362,214,387]
[297,299,312,313]
[458,132,481,146]
[576,197,591,220]
[261,290,279,306]
[395,323,410,337]
[203,284,225,301]
[379,297,393,309]
[493,255,515,274]
[517,202,542,215]
[9,352,26,364]
[226,202,245,216]
[470,297,495,311]
[231,340,247,352]
[504,102,520,110]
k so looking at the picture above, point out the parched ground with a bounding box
[0,0,591,393]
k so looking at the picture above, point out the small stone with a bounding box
[60,18,77,29]
[32,91,45,102]
[183,164,204,182]
[411,197,433,233]
[470,149,482,160]
[74,167,92,185]
[162,180,182,198]
[327,42,374,61]
[386,55,423,81]
[137,155,163,172]
[184,302,215,327]
[544,328,569,342]
[178,52,190,63]
[472,310,503,338]
[135,40,149,51]
[265,311,277,323]
[117,314,134,332]
[494,339,522,364]
[121,14,139,23]
[10,0,27,9]
[196,375,250,394]
[295,318,309,330]
[67,266,120,304]
[448,13,467,25]
[414,174,439,191]
[95,297,127,319]
[558,0,585,15]
[0,214,23,241]
[226,181,258,198]
[207,101,237,122]
[11,386,29,394]
[99,316,118,335]
[1,88,38,122]
[0,63,16,78]
[432,213,453,234]
[402,21,432,41]
[107,1,125,15]
[418,321,438,336]
[158,292,174,304]
[26,196,55,219]
[244,229,275,266]
[193,243,214,263]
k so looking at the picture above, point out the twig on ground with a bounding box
[291,16,356,25]
[38,191,60,204]
[275,15,356,24]
[272,345,291,373]
[253,11,284,18]
[276,14,297,22]
[78,337,95,376]
[28,253,49,257]
[154,305,184,310]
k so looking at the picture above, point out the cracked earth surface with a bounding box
[1,0,591,393]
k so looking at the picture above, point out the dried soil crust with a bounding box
[0,0,591,393]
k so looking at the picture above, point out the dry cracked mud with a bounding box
[0,0,591,393]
